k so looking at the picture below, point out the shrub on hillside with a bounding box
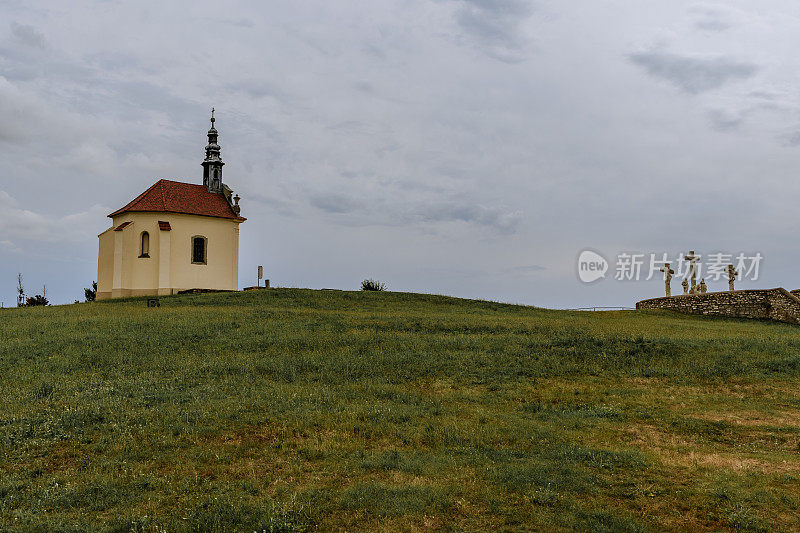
[361,279,386,291]
[85,281,97,302]
[26,294,49,306]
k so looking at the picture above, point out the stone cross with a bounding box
[727,264,738,291]
[681,278,689,294]
[684,250,699,292]
[699,278,707,294]
[660,263,675,297]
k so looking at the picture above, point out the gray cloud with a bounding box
[307,191,522,234]
[0,190,108,246]
[707,108,745,131]
[782,129,800,147]
[689,5,733,32]
[227,79,292,103]
[414,202,522,234]
[10,22,45,48]
[84,51,147,73]
[748,90,779,101]
[451,0,534,62]
[219,17,255,28]
[629,50,758,94]
[309,193,365,214]
[506,264,546,274]
[246,193,298,218]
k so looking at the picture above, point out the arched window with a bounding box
[191,236,207,264]
[139,231,150,258]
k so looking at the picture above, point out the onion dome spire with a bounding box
[202,107,225,193]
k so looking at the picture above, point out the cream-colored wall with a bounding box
[166,213,240,292]
[130,224,158,290]
[96,228,115,300]
[96,212,241,300]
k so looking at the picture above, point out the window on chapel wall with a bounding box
[191,236,207,265]
[139,231,150,258]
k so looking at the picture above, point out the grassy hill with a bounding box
[1,289,799,532]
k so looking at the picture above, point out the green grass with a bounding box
[1,288,800,531]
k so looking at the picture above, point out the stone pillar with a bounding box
[232,224,240,291]
[157,228,172,296]
[111,228,125,298]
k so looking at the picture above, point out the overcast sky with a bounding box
[2,0,800,308]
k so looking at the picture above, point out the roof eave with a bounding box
[109,208,245,221]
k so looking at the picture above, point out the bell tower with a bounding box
[202,108,225,193]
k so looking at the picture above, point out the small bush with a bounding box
[85,281,97,302]
[361,279,386,291]
[26,294,49,306]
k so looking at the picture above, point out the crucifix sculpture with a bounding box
[660,262,675,297]
[684,250,699,293]
[727,264,738,291]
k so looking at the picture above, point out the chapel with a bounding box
[96,111,245,300]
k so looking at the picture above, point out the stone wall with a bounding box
[636,288,800,326]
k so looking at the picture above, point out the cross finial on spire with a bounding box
[210,107,215,125]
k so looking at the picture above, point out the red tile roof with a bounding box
[108,179,245,221]
[113,221,132,231]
